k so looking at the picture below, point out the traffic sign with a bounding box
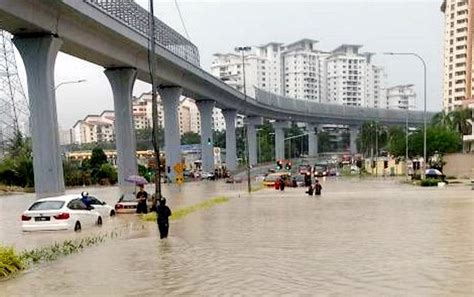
[173,163,184,174]
[175,174,184,185]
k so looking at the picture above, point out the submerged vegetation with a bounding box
[142,196,230,222]
[0,230,125,281]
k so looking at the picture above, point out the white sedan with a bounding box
[21,195,103,232]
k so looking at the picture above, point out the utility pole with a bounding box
[236,46,251,193]
[148,0,162,199]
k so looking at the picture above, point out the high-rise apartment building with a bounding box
[441,0,474,111]
[211,39,386,108]
[282,39,328,101]
[386,84,417,110]
[211,42,283,97]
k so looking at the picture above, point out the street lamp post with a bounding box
[405,108,409,180]
[235,46,252,193]
[55,79,86,91]
[384,52,427,178]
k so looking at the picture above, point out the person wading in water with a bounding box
[156,198,172,239]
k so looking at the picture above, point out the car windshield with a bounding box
[28,201,65,210]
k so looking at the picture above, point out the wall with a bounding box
[443,153,474,178]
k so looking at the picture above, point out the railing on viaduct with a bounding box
[84,0,200,66]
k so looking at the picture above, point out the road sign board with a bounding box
[175,174,184,185]
[173,163,184,174]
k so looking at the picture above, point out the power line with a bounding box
[174,0,190,40]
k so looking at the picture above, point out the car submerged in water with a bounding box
[21,195,104,232]
[114,193,153,214]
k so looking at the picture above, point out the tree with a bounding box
[285,124,305,158]
[450,108,472,135]
[318,132,332,153]
[89,147,108,169]
[0,131,34,187]
[181,131,200,145]
[431,111,452,128]
[212,130,225,148]
[358,121,388,157]
[387,126,406,157]
[256,121,274,162]
[136,127,163,150]
[96,163,118,185]
[387,125,461,157]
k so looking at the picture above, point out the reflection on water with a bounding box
[0,179,473,296]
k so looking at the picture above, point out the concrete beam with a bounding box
[13,34,65,198]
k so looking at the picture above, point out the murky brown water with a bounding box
[1,178,473,296]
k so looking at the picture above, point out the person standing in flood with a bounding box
[279,177,286,191]
[136,184,148,214]
[314,180,322,196]
[156,198,172,239]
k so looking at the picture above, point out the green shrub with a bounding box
[420,178,440,187]
[0,245,24,280]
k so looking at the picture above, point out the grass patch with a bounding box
[142,196,229,222]
[0,229,128,281]
[0,245,24,280]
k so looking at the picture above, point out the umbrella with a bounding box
[124,175,148,185]
[425,169,443,176]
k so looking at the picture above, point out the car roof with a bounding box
[36,194,83,203]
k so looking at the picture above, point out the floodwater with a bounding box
[1,178,473,296]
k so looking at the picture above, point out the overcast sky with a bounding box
[14,0,444,128]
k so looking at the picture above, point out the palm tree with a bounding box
[449,107,472,135]
[358,121,387,157]
[431,111,453,129]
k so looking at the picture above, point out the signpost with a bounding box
[174,163,184,186]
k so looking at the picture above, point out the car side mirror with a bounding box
[102,202,106,205]
[87,205,94,210]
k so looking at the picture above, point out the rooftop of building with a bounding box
[440,0,446,13]
[332,44,363,53]
[386,84,415,90]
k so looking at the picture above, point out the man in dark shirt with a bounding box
[136,184,148,214]
[156,198,172,239]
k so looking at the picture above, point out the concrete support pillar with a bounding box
[222,109,237,171]
[273,121,291,161]
[104,68,138,194]
[196,100,215,173]
[158,87,182,181]
[13,35,65,198]
[306,123,319,157]
[246,116,263,166]
[349,125,359,155]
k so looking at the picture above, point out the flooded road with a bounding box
[1,178,473,296]
[0,181,246,250]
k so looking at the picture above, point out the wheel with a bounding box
[97,217,103,226]
[110,210,116,217]
[74,221,81,232]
